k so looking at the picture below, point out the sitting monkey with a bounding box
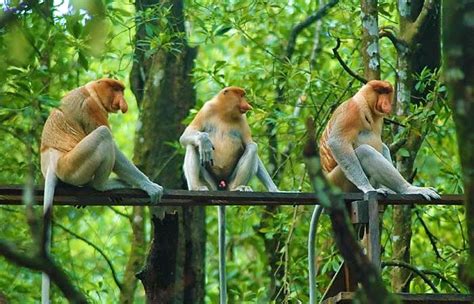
[319,80,439,200]
[180,86,278,191]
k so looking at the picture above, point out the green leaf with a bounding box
[145,24,154,37]
[215,25,232,36]
[78,52,89,70]
[399,148,410,157]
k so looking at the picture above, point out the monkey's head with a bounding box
[217,86,252,118]
[364,80,393,115]
[89,78,128,114]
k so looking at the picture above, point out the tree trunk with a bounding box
[360,0,381,80]
[391,0,440,292]
[119,207,146,304]
[443,0,474,291]
[130,0,205,302]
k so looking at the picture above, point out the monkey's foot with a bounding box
[403,186,440,201]
[231,185,253,191]
[363,187,389,196]
[193,186,210,191]
[379,186,396,194]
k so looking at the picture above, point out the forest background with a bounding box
[0,0,471,303]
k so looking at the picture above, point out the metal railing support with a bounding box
[218,205,227,304]
[308,205,324,304]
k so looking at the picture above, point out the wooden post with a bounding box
[366,191,381,270]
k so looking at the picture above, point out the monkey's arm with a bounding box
[111,144,163,203]
[180,126,214,166]
[256,157,279,192]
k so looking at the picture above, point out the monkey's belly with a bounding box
[355,130,383,152]
[209,137,244,180]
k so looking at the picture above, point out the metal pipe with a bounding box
[218,205,227,304]
[308,205,323,304]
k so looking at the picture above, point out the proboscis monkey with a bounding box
[40,78,163,303]
[319,80,440,200]
[180,86,278,303]
[179,86,278,192]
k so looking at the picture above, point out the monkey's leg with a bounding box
[228,142,258,191]
[356,144,439,199]
[356,144,411,192]
[56,126,115,188]
[183,145,216,190]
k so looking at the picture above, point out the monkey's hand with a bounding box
[141,182,164,204]
[198,133,215,166]
[402,185,440,201]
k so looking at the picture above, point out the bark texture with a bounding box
[360,0,381,80]
[443,0,474,292]
[391,0,440,292]
[119,207,146,304]
[130,0,205,302]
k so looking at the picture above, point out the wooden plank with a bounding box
[0,185,465,206]
[322,292,474,304]
[398,293,474,303]
[320,262,357,301]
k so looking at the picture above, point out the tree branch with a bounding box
[414,208,445,261]
[304,118,397,304]
[422,269,462,293]
[389,138,407,155]
[411,0,436,41]
[0,240,88,303]
[54,221,123,291]
[382,260,439,293]
[379,27,406,52]
[332,38,367,84]
[286,0,339,59]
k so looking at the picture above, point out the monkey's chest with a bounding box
[355,130,383,152]
[208,129,244,179]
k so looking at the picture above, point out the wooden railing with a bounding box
[0,185,464,206]
[0,185,470,303]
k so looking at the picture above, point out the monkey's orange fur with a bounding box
[188,87,252,180]
[41,78,127,180]
[319,80,393,191]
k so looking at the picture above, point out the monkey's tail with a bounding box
[42,167,57,304]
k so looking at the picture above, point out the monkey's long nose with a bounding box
[240,101,252,113]
[120,100,128,113]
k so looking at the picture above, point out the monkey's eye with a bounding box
[223,89,228,95]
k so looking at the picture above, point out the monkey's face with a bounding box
[366,80,393,115]
[221,86,252,116]
[375,92,392,114]
[94,79,128,114]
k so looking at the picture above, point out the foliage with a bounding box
[0,0,468,302]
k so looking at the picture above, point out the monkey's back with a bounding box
[319,104,345,174]
[41,109,86,153]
